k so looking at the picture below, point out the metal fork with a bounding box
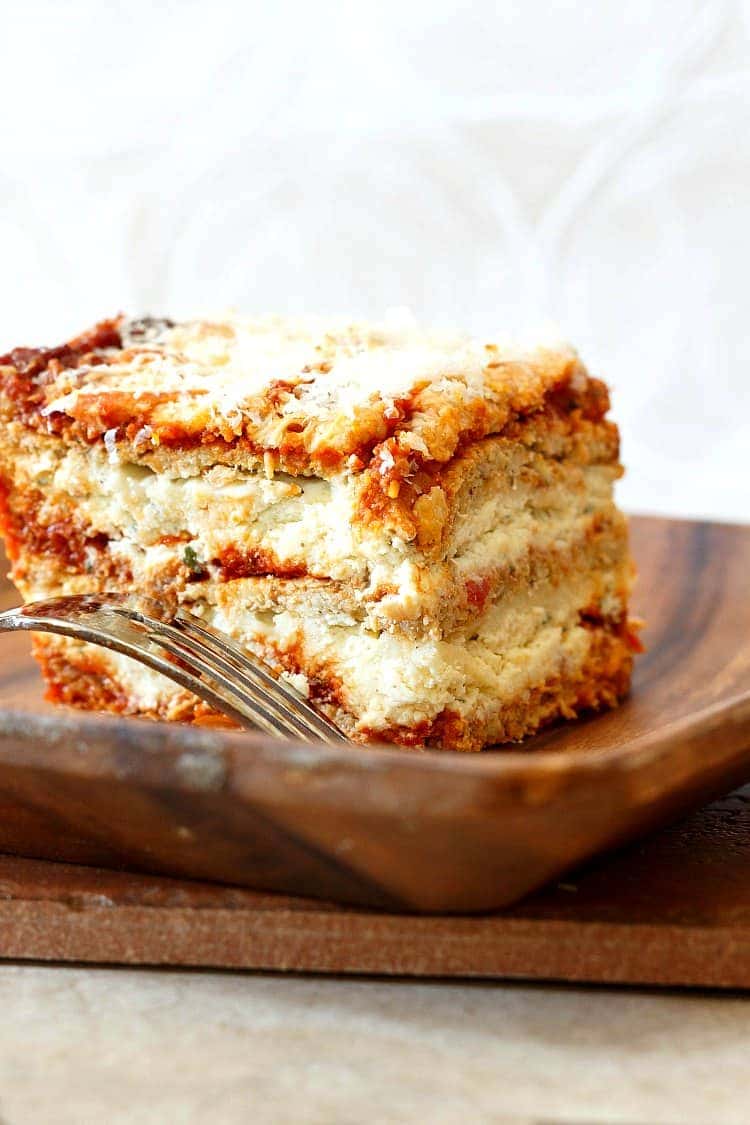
[0,593,349,744]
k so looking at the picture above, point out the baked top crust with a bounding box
[0,312,609,482]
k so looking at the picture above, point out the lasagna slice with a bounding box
[0,313,638,750]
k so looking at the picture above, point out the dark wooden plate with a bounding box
[0,515,748,914]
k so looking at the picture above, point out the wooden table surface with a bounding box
[1,520,750,989]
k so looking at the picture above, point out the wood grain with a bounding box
[0,516,748,919]
[2,783,750,987]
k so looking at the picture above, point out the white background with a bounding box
[1,0,748,521]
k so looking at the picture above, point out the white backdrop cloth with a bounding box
[1,0,748,521]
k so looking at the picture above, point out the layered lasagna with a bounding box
[0,313,638,750]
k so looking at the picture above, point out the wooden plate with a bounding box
[0,515,748,914]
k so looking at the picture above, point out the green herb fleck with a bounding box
[183,545,204,575]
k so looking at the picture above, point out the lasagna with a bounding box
[0,312,638,750]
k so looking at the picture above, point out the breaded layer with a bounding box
[0,314,609,486]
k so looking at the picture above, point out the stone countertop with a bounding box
[0,965,747,1124]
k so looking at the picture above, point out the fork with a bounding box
[0,593,349,744]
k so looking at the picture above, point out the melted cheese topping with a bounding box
[43,311,573,437]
